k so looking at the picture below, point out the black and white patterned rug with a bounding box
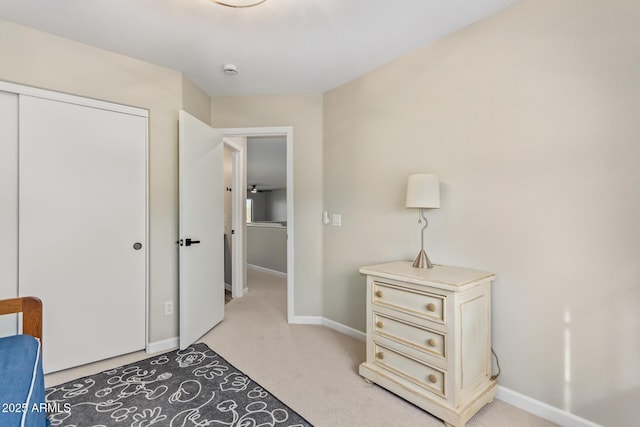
[45,343,313,426]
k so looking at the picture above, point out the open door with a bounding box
[178,110,225,350]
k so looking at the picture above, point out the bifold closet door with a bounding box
[18,95,147,373]
[0,90,18,337]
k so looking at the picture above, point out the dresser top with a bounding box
[359,261,495,291]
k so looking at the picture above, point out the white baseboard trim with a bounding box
[289,315,323,325]
[321,317,366,341]
[289,316,366,341]
[146,337,178,355]
[497,386,602,427]
[247,264,287,278]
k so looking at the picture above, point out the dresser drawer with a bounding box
[373,281,446,324]
[373,313,446,359]
[373,343,446,397]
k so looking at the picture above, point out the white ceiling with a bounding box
[0,0,517,97]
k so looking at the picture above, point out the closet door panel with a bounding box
[0,91,19,337]
[19,95,146,373]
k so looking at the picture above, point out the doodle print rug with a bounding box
[45,343,313,426]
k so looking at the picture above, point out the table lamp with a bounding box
[405,174,440,268]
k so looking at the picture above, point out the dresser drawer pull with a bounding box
[426,303,437,312]
[376,321,384,329]
[428,374,438,384]
[427,338,436,347]
[376,351,385,360]
[375,290,383,298]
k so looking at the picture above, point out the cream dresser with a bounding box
[359,261,496,427]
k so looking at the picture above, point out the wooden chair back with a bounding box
[0,297,43,342]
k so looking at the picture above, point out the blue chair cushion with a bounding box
[0,334,47,427]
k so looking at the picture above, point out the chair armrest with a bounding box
[0,297,42,342]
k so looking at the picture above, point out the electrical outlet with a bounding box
[164,301,174,316]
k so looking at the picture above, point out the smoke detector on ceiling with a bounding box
[222,64,238,75]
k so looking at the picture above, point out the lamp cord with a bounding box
[490,347,501,381]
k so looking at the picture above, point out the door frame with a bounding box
[220,126,294,323]
[223,136,246,299]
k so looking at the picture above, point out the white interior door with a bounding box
[19,95,147,373]
[179,110,225,350]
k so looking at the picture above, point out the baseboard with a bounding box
[146,337,178,355]
[289,315,323,325]
[247,264,287,278]
[225,283,232,292]
[496,386,602,427]
[289,316,366,341]
[321,317,366,341]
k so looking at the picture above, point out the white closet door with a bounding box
[0,90,19,337]
[19,95,147,373]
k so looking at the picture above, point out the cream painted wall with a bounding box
[0,19,210,344]
[211,95,323,315]
[323,0,640,424]
[182,74,212,124]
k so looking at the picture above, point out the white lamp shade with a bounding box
[406,174,440,208]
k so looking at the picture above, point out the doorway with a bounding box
[221,127,294,323]
[246,135,287,279]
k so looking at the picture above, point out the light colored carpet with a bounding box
[46,268,558,426]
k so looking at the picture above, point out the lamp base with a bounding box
[412,250,434,269]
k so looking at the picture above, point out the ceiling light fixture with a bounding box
[211,0,266,8]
